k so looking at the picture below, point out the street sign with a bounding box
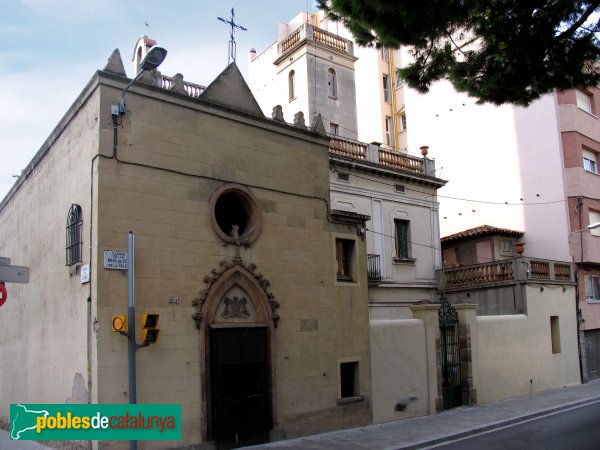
[0,264,30,283]
[104,251,128,270]
[80,264,90,284]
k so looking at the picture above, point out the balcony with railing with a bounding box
[329,136,367,161]
[277,23,354,58]
[329,136,434,178]
[439,257,574,290]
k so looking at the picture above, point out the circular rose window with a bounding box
[209,184,262,245]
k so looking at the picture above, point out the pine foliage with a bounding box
[318,0,600,105]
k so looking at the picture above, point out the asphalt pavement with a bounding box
[246,378,600,449]
[2,379,600,449]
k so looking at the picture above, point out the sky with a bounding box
[0,0,317,200]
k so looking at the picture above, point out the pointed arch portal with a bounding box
[193,258,278,446]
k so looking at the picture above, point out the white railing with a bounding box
[277,24,353,56]
[161,75,205,98]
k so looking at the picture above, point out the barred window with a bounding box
[66,204,83,266]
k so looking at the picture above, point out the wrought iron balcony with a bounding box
[367,254,383,284]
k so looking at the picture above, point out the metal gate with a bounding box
[439,296,462,410]
[586,329,600,380]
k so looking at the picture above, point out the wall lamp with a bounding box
[568,221,600,244]
[572,222,600,234]
[112,46,168,116]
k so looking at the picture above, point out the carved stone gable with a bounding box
[222,296,250,319]
[192,258,279,329]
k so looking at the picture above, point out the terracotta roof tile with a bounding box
[441,224,524,243]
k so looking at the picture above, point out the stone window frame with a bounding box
[209,184,262,245]
[327,68,337,99]
[393,218,415,263]
[337,357,364,404]
[335,238,356,282]
[288,70,296,102]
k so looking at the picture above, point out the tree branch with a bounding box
[445,32,480,56]
[555,1,600,40]
[446,32,468,56]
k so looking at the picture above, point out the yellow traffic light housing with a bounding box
[112,315,127,332]
[141,313,160,344]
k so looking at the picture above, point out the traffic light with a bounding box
[141,313,160,344]
[112,315,127,332]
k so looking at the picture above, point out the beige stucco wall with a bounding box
[331,172,439,285]
[93,77,372,448]
[473,285,580,404]
[370,319,430,423]
[0,80,101,418]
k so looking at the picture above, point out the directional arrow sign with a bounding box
[0,264,30,283]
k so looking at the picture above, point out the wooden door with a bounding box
[210,327,271,448]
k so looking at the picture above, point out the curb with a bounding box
[398,395,600,449]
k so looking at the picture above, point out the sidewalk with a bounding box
[247,378,600,449]
[0,428,49,450]
[2,379,600,449]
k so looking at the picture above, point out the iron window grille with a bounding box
[66,204,83,266]
[367,254,382,281]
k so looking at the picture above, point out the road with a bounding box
[426,400,600,450]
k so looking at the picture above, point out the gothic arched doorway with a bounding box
[194,259,279,448]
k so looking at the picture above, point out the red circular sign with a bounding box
[0,282,7,307]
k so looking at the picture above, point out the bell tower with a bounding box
[249,12,358,139]
[132,35,157,75]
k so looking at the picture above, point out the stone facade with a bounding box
[0,55,372,448]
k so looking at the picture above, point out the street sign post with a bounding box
[0,257,30,307]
